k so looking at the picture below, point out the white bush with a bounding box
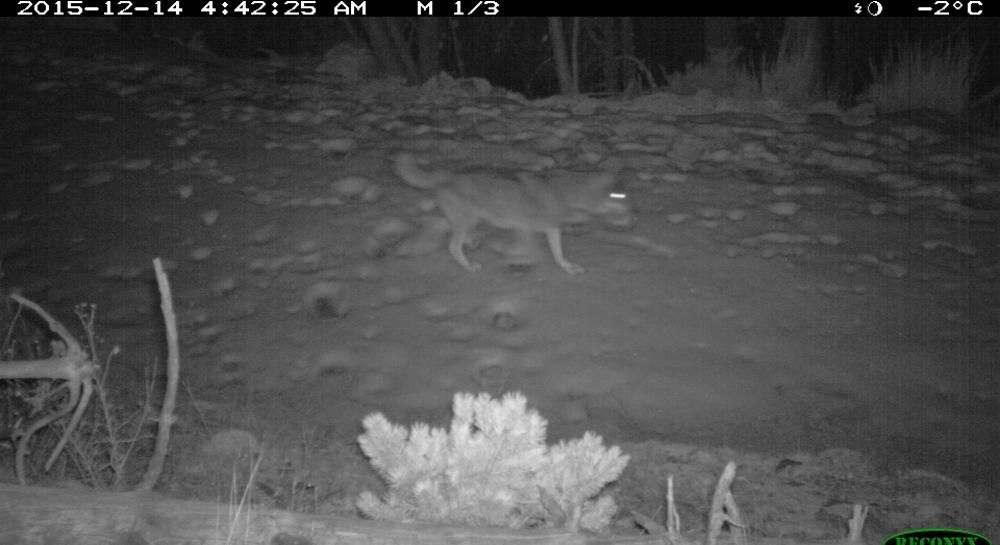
[357,392,629,532]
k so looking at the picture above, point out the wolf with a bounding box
[392,153,632,274]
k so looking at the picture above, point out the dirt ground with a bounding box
[1,26,998,539]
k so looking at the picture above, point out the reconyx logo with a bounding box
[884,529,991,545]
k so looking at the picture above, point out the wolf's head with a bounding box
[564,163,636,231]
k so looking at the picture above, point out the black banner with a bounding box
[4,0,991,17]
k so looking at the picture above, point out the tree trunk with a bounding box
[703,17,738,62]
[783,17,822,94]
[361,18,412,81]
[620,18,636,91]
[547,17,577,95]
[598,18,618,93]
[416,18,441,79]
[385,17,421,81]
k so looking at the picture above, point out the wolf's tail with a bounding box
[392,153,449,189]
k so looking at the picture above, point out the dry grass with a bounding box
[665,47,758,97]
[666,24,816,103]
[224,452,263,545]
[861,38,980,115]
[757,28,815,102]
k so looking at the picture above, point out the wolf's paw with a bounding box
[561,262,585,275]
[463,260,483,272]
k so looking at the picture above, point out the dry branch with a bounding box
[0,294,97,483]
[706,462,745,545]
[138,257,180,491]
[847,504,869,544]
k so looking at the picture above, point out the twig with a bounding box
[226,452,263,544]
[1,299,24,353]
[667,474,681,539]
[706,462,743,545]
[138,257,180,491]
[631,510,666,535]
[44,377,93,472]
[847,503,869,544]
[16,380,76,478]
[723,489,747,545]
[117,361,157,487]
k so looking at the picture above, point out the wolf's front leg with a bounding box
[544,229,584,275]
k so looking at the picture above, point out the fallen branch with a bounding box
[0,482,871,545]
[1,293,97,484]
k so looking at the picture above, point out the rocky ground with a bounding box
[1,26,997,539]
